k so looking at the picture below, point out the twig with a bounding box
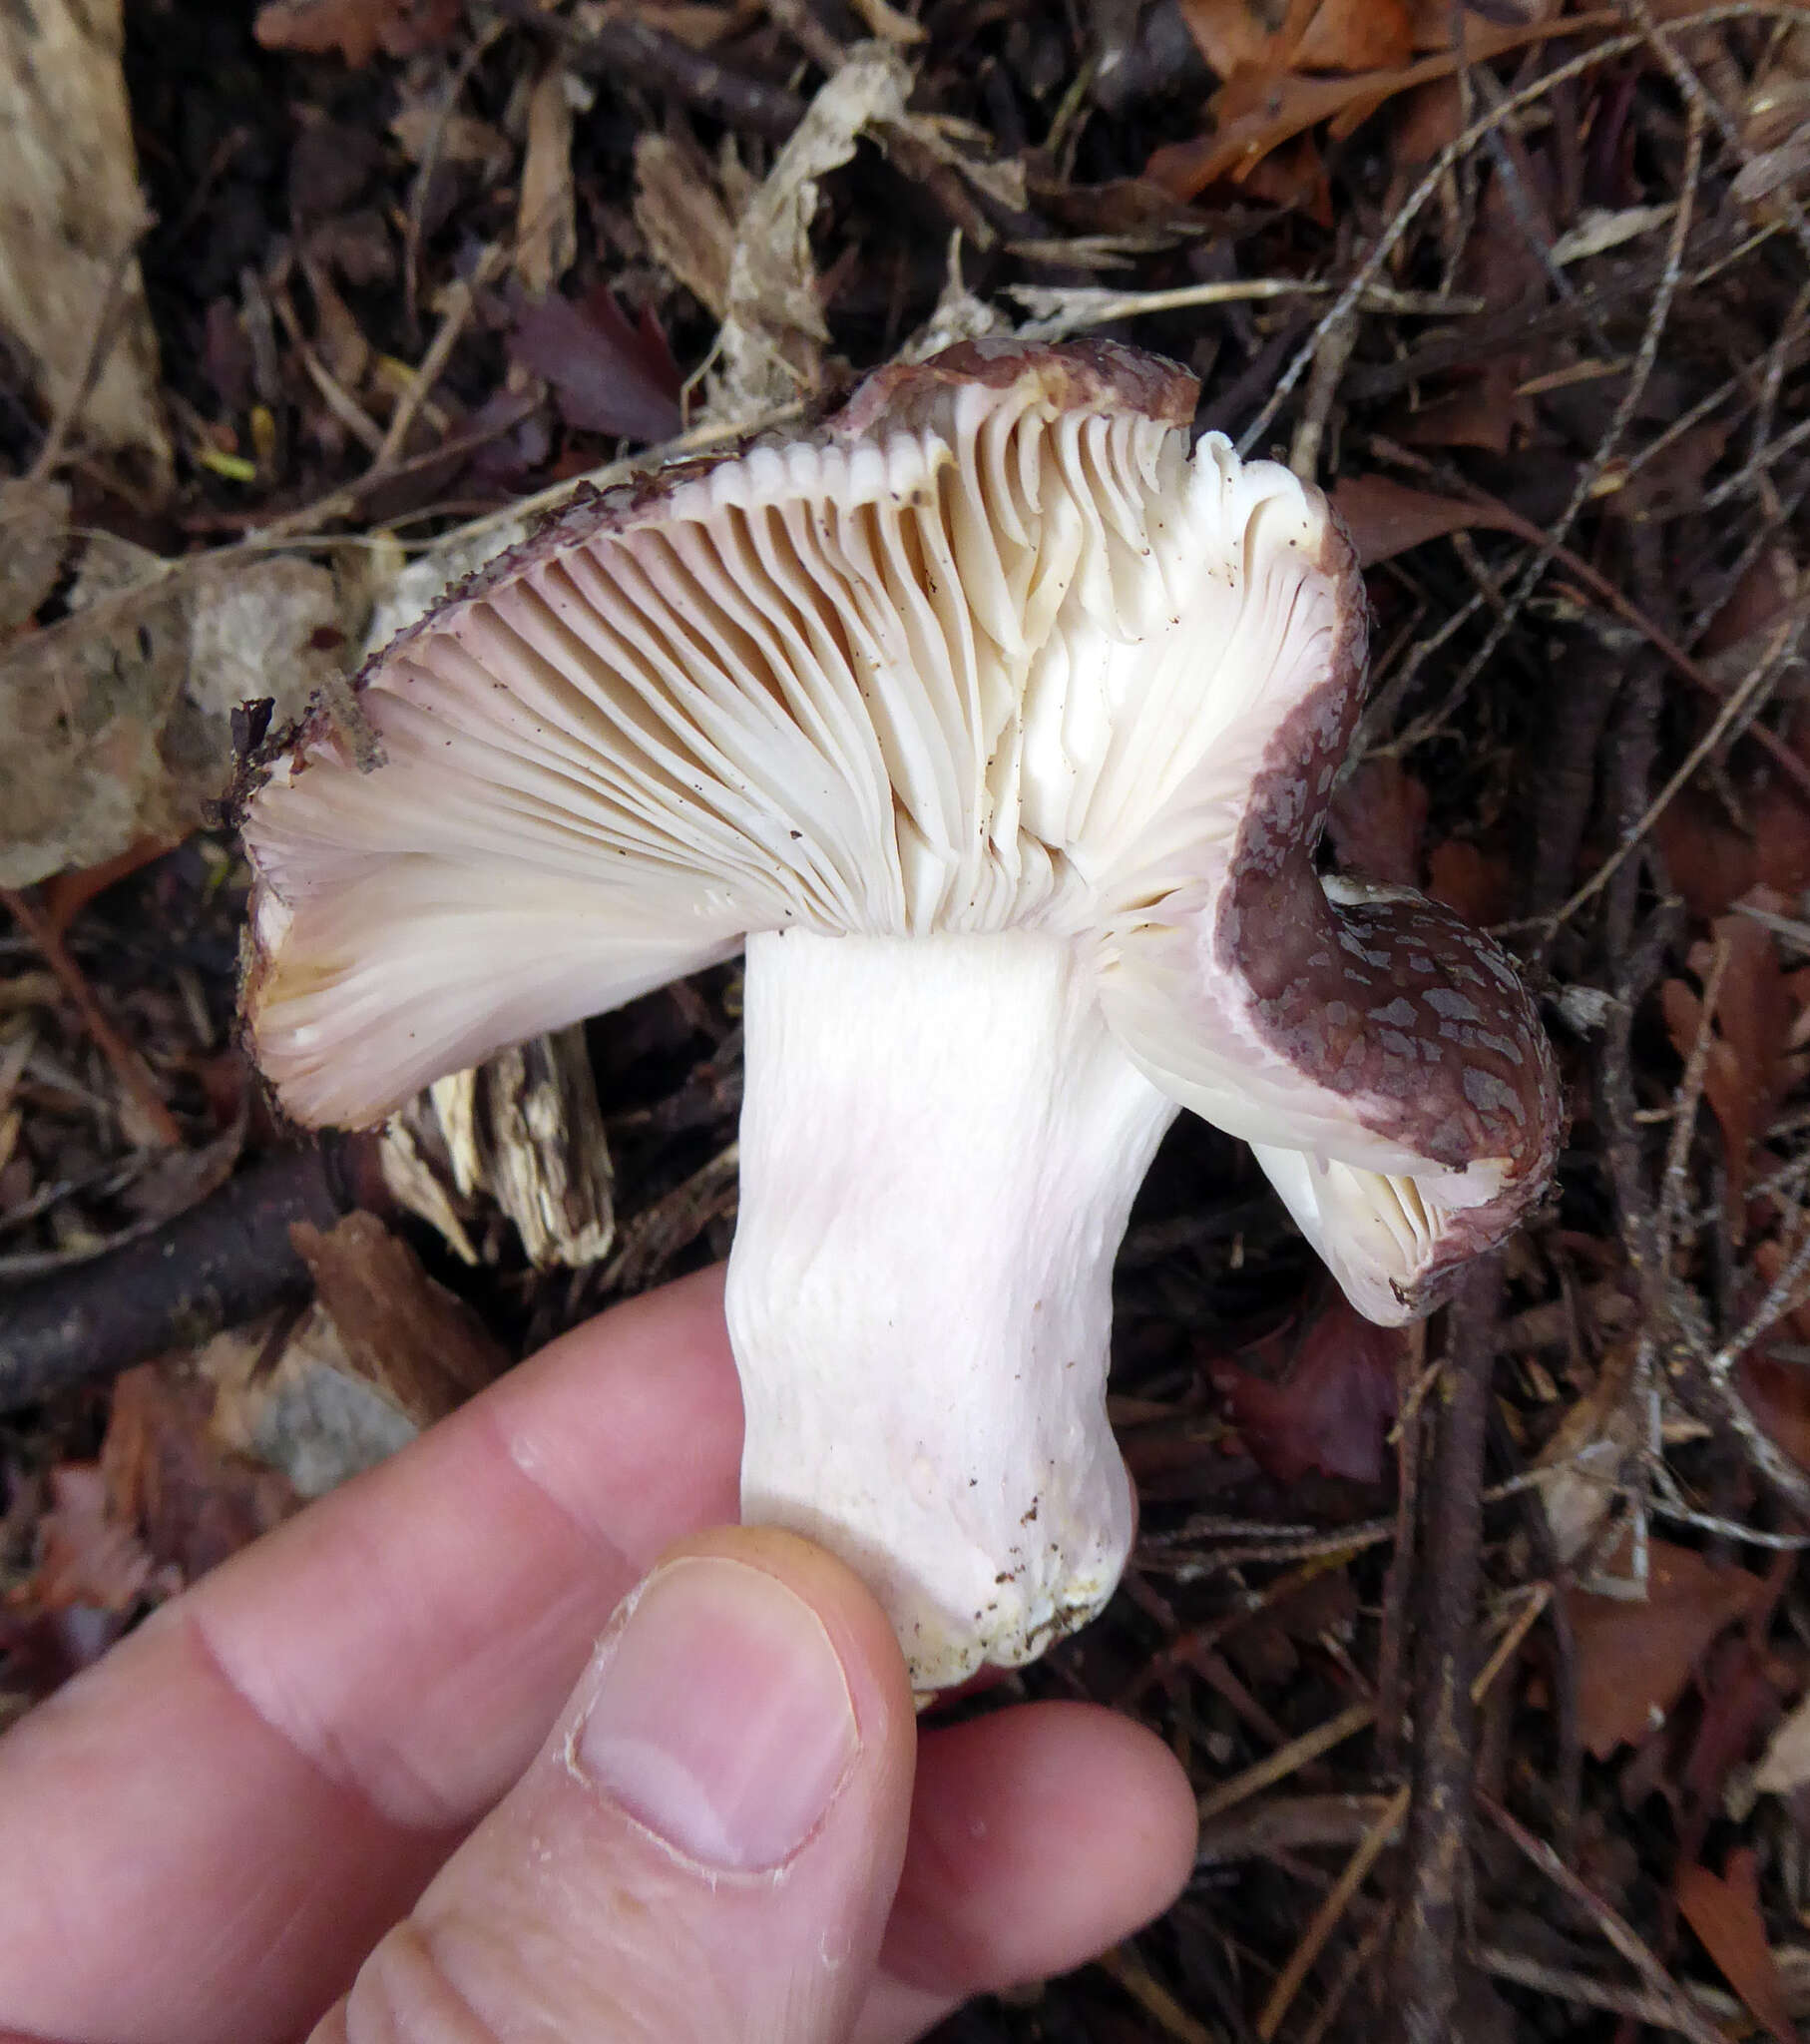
[1389,1258,1502,2041]
[1546,603,1803,930]
[1237,17,1654,454]
[370,244,509,476]
[1288,305,1358,482]
[1,888,181,1150]
[401,19,506,337]
[1659,932,1732,1261]
[1376,1319,1426,1771]
[1008,276,1481,341]
[1297,1903,1395,2044]
[1409,96,1706,747]
[27,225,153,484]
[511,1,809,142]
[1258,1784,1410,2039]
[0,1146,354,1409]
[1473,1943,1722,2031]
[1626,0,1810,275]
[1477,1794,1726,2044]
[1095,1947,1216,2044]
[1196,1700,1377,1825]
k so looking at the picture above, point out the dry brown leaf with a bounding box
[1328,472,1519,567]
[1661,912,1793,1223]
[1426,839,1515,927]
[711,42,911,422]
[1325,757,1426,885]
[1148,9,1617,197]
[103,1365,296,1585]
[0,479,71,637]
[1565,1537,1764,1760]
[847,0,926,42]
[634,132,737,319]
[1754,1688,1810,1796]
[0,550,353,888]
[24,1463,158,1613]
[253,0,459,68]
[0,0,171,482]
[1738,1341,1810,1471]
[1210,1301,1403,1487]
[1390,360,1534,455]
[1295,0,1412,71]
[387,108,512,181]
[1676,1851,1798,2044]
[516,64,578,298]
[1534,1340,1639,1566]
[508,286,683,442]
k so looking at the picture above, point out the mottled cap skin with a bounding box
[1211,510,1561,1310]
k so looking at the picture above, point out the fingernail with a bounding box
[576,1555,859,1872]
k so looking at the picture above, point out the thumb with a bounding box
[315,1528,917,2044]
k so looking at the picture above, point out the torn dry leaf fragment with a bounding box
[0,550,354,888]
[0,0,171,483]
[238,338,1560,1694]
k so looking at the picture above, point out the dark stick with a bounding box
[1389,1256,1504,2040]
[497,0,809,143]
[0,1147,350,1411]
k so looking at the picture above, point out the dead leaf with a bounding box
[1427,839,1516,928]
[1565,1538,1764,1760]
[1210,1299,1403,1486]
[1148,11,1616,198]
[509,286,683,443]
[1754,1687,1810,1796]
[1738,1339,1810,1469]
[0,549,354,888]
[1391,359,1535,455]
[1661,912,1793,1223]
[847,0,926,42]
[253,0,460,68]
[516,64,578,298]
[1326,758,1427,885]
[1296,0,1413,71]
[1328,473,1520,567]
[1534,1341,1639,1566]
[23,1463,158,1613]
[387,107,513,182]
[1604,420,1733,524]
[0,0,172,482]
[0,479,72,637]
[712,42,911,422]
[1180,0,1410,80]
[1677,1851,1798,2044]
[103,1365,296,1584]
[634,132,737,319]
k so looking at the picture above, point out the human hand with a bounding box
[0,1267,1196,2044]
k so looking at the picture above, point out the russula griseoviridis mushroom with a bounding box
[238,339,1561,1697]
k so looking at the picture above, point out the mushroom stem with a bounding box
[726,927,1177,1698]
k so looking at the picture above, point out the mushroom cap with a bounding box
[240,337,1560,1320]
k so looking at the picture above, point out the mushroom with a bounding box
[239,339,1561,1696]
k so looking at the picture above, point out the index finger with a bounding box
[0,1266,740,2044]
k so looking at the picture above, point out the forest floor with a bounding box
[7,0,1810,2037]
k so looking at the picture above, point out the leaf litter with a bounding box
[11,1,1810,2035]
